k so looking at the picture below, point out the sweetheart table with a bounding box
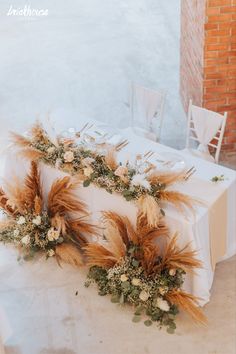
[2,123,236,307]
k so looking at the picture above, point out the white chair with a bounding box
[128,82,166,141]
[184,99,227,164]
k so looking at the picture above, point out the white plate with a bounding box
[155,152,186,172]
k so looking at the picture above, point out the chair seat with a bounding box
[182,148,215,163]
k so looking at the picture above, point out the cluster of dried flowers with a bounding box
[0,121,206,333]
[0,161,95,264]
[10,122,197,228]
[84,212,206,333]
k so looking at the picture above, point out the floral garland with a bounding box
[0,159,207,333]
[0,161,96,264]
[84,212,206,333]
[11,122,197,228]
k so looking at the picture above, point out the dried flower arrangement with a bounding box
[84,211,207,333]
[11,122,199,228]
[0,161,96,264]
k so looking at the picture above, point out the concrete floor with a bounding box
[0,245,235,354]
[0,1,236,353]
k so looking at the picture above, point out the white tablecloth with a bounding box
[2,126,236,306]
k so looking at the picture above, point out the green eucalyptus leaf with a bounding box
[111,294,120,303]
[144,320,152,327]
[132,315,141,323]
[83,180,90,187]
[167,327,175,334]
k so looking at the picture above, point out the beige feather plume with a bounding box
[137,195,161,228]
[24,161,43,212]
[148,170,186,186]
[104,148,118,171]
[165,290,207,325]
[103,221,126,260]
[0,188,18,216]
[55,243,84,267]
[47,177,87,217]
[160,233,202,271]
[17,147,44,161]
[10,132,31,148]
[158,190,197,214]
[84,243,117,268]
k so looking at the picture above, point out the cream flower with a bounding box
[21,235,30,245]
[17,216,26,225]
[120,274,128,282]
[139,290,150,302]
[158,287,168,296]
[81,157,95,166]
[83,166,93,177]
[114,166,128,178]
[47,249,55,257]
[63,150,74,163]
[47,146,56,154]
[47,228,60,241]
[156,297,170,312]
[131,174,151,190]
[32,215,41,226]
[169,268,176,276]
[131,278,141,286]
[13,229,20,237]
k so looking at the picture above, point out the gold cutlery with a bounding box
[115,140,129,151]
[184,166,196,180]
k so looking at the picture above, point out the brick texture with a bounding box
[180,0,236,157]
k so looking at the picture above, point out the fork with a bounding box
[115,140,129,151]
[184,166,196,180]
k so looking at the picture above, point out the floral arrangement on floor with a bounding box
[0,161,96,264]
[84,211,207,333]
[10,122,198,228]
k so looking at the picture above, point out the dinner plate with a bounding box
[155,152,186,172]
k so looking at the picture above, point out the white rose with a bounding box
[83,166,93,177]
[63,151,74,163]
[120,274,128,282]
[13,229,20,237]
[47,146,56,154]
[131,174,151,190]
[139,290,150,302]
[17,216,26,225]
[32,215,41,226]
[169,268,176,276]
[47,249,55,257]
[21,235,30,245]
[81,157,95,166]
[47,228,60,241]
[156,297,170,312]
[131,278,141,286]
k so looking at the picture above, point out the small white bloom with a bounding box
[114,166,128,178]
[63,150,74,163]
[131,278,141,286]
[131,174,151,190]
[32,215,41,226]
[17,216,26,225]
[159,287,168,296]
[13,229,20,237]
[169,268,176,276]
[47,249,55,257]
[83,166,93,177]
[139,290,150,302]
[120,274,128,282]
[47,228,60,241]
[47,146,56,154]
[21,235,30,245]
[81,157,95,166]
[156,297,170,312]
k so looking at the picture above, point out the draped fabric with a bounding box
[191,105,223,153]
[131,84,165,133]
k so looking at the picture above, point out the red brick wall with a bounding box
[180,0,206,112]
[180,0,236,155]
[203,0,236,154]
